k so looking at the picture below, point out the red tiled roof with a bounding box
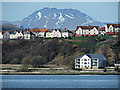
[76,26,99,30]
[70,30,74,33]
[100,27,105,31]
[106,24,120,28]
[29,29,50,32]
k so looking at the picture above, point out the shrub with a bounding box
[17,66,29,72]
[30,56,46,68]
[21,56,31,68]
[10,58,20,64]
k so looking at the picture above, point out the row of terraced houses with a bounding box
[75,24,120,37]
[0,24,120,40]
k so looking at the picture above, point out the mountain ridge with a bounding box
[2,7,105,30]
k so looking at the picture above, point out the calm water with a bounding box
[2,75,119,88]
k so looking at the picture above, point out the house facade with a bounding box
[45,29,62,38]
[45,29,73,38]
[75,26,99,37]
[9,30,18,39]
[75,54,107,69]
[23,31,35,39]
[9,30,23,39]
[52,29,62,38]
[0,31,5,39]
[16,31,24,39]
[105,24,120,35]
[61,29,73,38]
[99,27,106,36]
[3,31,10,39]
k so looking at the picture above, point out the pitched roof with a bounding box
[76,26,99,30]
[106,24,120,28]
[76,54,107,60]
[29,29,50,32]
[70,30,74,33]
[100,27,105,31]
[45,29,61,33]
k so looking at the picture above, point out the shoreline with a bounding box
[1,64,120,75]
[1,72,120,75]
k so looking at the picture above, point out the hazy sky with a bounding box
[2,2,118,23]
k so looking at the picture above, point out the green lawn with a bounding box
[94,35,117,40]
[70,37,90,40]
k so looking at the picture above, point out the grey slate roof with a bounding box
[76,54,107,60]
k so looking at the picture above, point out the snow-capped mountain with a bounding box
[13,7,104,30]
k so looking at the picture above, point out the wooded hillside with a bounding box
[2,36,120,68]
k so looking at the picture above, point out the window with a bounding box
[109,27,112,29]
[93,62,97,66]
[84,59,87,61]
[88,62,89,64]
[93,59,97,62]
[84,62,87,64]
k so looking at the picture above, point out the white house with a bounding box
[75,54,107,69]
[45,29,73,38]
[9,30,23,39]
[23,31,31,39]
[3,31,10,39]
[45,31,53,38]
[99,27,106,36]
[16,31,24,39]
[75,26,99,37]
[105,24,120,35]
[52,29,61,38]
[23,31,35,40]
[61,29,73,38]
[9,30,18,39]
[0,31,4,39]
[45,29,61,38]
[29,29,50,38]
